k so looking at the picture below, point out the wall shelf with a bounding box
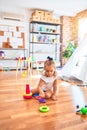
[0,48,28,69]
[29,21,61,67]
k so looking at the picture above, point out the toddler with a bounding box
[31,56,59,100]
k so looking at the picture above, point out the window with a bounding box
[78,18,87,43]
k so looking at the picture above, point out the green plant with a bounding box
[63,40,76,58]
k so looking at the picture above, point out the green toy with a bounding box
[39,106,49,113]
[76,105,87,115]
[80,107,87,115]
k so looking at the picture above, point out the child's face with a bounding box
[44,65,55,77]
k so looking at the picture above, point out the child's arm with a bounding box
[37,78,45,98]
[52,79,59,100]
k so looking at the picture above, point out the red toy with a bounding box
[23,84,32,99]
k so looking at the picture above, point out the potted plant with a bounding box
[63,40,76,63]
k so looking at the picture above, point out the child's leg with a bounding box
[52,79,59,100]
[39,90,45,98]
[31,88,39,95]
[45,90,52,99]
[52,85,58,101]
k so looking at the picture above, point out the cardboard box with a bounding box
[0,31,4,36]
[55,19,61,24]
[18,46,24,48]
[32,10,44,17]
[2,42,12,48]
[30,16,41,22]
[44,11,52,18]
[40,17,48,22]
[47,18,53,23]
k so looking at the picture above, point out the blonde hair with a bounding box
[44,59,56,69]
[44,59,57,77]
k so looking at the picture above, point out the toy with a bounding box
[39,106,49,113]
[76,105,87,115]
[0,51,5,59]
[39,98,46,103]
[23,84,32,99]
[33,93,41,100]
[16,56,31,78]
[33,93,39,98]
[33,93,46,103]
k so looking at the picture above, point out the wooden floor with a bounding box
[0,70,87,130]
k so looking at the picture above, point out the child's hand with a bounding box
[39,91,45,98]
[52,94,58,101]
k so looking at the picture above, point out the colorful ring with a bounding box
[39,98,46,103]
[39,106,49,113]
[23,92,32,99]
[24,93,32,96]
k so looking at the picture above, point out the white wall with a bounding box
[0,8,32,69]
[0,7,61,69]
[78,18,87,43]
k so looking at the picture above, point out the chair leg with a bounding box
[36,61,39,75]
[16,60,23,78]
[27,61,32,77]
[20,61,23,74]
[16,60,19,78]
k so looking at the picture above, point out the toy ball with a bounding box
[21,73,26,78]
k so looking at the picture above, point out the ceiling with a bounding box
[0,0,87,16]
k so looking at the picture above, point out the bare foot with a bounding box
[52,95,58,101]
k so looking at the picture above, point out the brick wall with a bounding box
[60,16,74,43]
[60,9,87,65]
[76,9,87,19]
[61,9,87,46]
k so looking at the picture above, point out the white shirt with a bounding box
[41,71,58,91]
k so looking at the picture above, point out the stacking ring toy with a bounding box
[39,106,49,113]
[39,98,46,103]
[23,92,32,99]
[23,84,32,99]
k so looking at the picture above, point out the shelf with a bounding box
[30,20,61,26]
[30,31,60,35]
[30,52,55,54]
[0,48,27,50]
[2,67,27,70]
[0,58,17,60]
[30,42,58,44]
[0,48,28,69]
[29,21,61,66]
